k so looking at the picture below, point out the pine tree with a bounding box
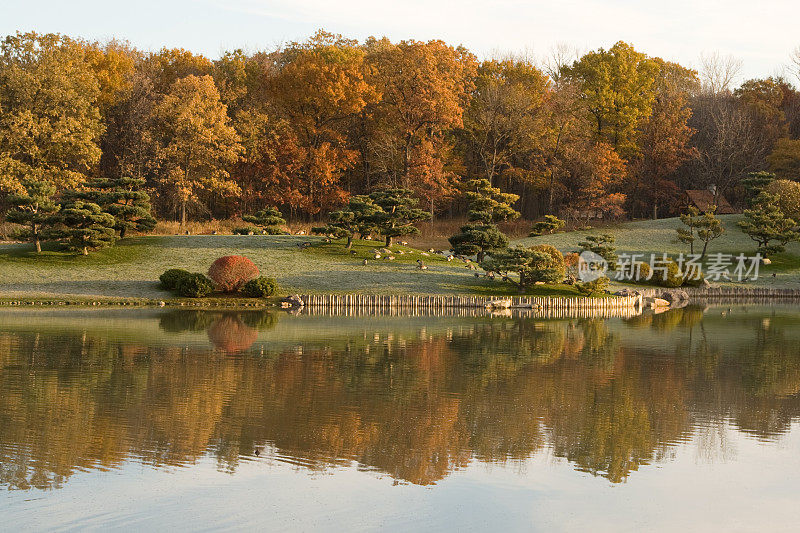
[72,176,156,238]
[578,234,618,264]
[738,192,800,257]
[530,215,566,237]
[312,195,379,248]
[242,207,287,235]
[369,189,431,246]
[740,171,775,207]
[5,180,60,253]
[53,199,117,255]
[449,179,520,262]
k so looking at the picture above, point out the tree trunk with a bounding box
[35,238,41,253]
[82,246,88,256]
[701,240,709,258]
[653,203,658,220]
[346,236,353,249]
[181,201,186,226]
[477,251,485,263]
[385,235,392,247]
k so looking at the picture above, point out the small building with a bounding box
[683,189,738,214]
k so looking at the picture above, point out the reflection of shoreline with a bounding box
[1,305,799,491]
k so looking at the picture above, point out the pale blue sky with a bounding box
[2,0,798,82]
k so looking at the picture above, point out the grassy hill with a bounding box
[517,215,800,288]
[2,215,800,301]
[0,234,582,299]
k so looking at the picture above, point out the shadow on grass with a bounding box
[0,280,170,298]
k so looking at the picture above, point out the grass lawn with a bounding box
[0,235,552,299]
[3,214,800,301]
[516,215,800,289]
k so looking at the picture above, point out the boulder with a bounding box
[282,294,305,308]
[660,289,689,304]
[644,296,670,308]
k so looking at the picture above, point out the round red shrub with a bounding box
[207,255,260,292]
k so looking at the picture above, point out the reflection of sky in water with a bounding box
[2,306,800,530]
[5,421,800,532]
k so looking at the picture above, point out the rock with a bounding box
[158,301,166,307]
[644,297,670,308]
[282,295,305,308]
[660,289,689,304]
[486,299,511,309]
[613,288,641,297]
[762,257,772,265]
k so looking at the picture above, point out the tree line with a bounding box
[2,30,800,230]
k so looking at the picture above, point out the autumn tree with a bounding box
[269,31,378,218]
[627,60,698,219]
[767,138,800,179]
[366,39,476,201]
[152,74,242,224]
[568,143,627,222]
[0,32,102,195]
[563,41,659,158]
[461,58,549,187]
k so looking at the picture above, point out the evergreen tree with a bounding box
[449,179,520,262]
[312,195,379,248]
[368,189,431,246]
[677,206,701,255]
[530,215,566,237]
[740,171,775,207]
[738,192,800,257]
[5,180,60,253]
[482,246,561,291]
[53,198,117,255]
[72,176,156,238]
[242,207,287,235]
[578,234,618,264]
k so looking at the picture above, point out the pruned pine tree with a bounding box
[5,180,59,252]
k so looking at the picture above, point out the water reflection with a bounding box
[1,306,799,491]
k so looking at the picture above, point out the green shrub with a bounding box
[575,276,610,296]
[650,260,683,287]
[241,277,278,298]
[233,226,260,235]
[530,244,566,282]
[159,268,192,290]
[176,273,215,298]
[633,261,651,283]
[682,270,706,287]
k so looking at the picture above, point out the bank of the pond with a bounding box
[0,234,584,300]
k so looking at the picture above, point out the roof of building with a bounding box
[684,190,738,214]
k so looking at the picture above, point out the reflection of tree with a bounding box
[1,308,800,490]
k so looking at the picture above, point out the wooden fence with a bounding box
[298,294,642,315]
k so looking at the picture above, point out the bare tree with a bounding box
[699,51,743,94]
[792,46,800,84]
[544,42,582,82]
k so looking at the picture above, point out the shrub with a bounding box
[233,226,259,235]
[241,277,278,298]
[765,179,800,221]
[176,273,214,298]
[650,260,683,287]
[633,261,651,283]
[208,255,260,292]
[575,276,610,296]
[159,268,192,290]
[530,244,566,282]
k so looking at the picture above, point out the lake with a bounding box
[1,305,800,531]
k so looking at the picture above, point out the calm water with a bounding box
[2,305,800,531]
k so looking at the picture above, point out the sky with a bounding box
[2,0,799,83]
